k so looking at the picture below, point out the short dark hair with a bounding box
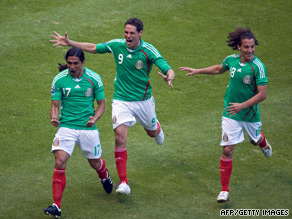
[226,27,258,50]
[125,17,143,32]
[58,47,85,71]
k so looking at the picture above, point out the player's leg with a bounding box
[246,122,272,158]
[79,129,113,194]
[114,124,131,195]
[145,119,164,145]
[217,145,235,203]
[44,151,69,218]
[217,117,244,203]
[52,150,69,208]
[135,96,164,144]
[257,132,272,157]
[44,128,76,218]
[111,100,135,195]
[87,158,113,194]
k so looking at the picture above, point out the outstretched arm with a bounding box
[158,69,175,87]
[86,99,105,127]
[50,31,97,54]
[179,64,227,76]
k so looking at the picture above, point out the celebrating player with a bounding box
[50,18,175,195]
[44,47,113,218]
[180,27,272,203]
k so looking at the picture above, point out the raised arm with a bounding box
[180,64,227,76]
[50,31,97,54]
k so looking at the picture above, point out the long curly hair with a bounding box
[226,27,258,50]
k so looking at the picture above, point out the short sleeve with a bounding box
[255,64,268,86]
[222,57,230,70]
[93,76,105,101]
[51,79,62,101]
[96,42,112,54]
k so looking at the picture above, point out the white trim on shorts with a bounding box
[51,127,102,159]
[220,116,262,146]
[111,96,158,130]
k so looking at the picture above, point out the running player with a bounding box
[50,18,175,195]
[180,27,272,203]
[44,47,113,218]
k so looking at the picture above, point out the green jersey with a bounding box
[51,67,104,130]
[96,39,171,101]
[222,54,268,122]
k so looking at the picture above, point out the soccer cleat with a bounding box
[116,182,131,195]
[100,169,113,194]
[44,203,61,218]
[155,121,164,145]
[217,191,229,203]
[260,140,272,158]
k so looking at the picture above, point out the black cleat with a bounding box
[44,203,61,218]
[100,169,113,194]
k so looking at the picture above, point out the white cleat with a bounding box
[116,182,131,195]
[260,140,272,158]
[155,121,164,145]
[217,191,229,203]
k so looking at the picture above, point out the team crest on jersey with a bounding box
[112,115,117,124]
[51,86,55,95]
[136,60,143,69]
[243,75,251,84]
[222,133,229,143]
[52,137,59,147]
[85,88,92,97]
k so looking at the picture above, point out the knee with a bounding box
[222,146,235,158]
[115,134,127,147]
[251,135,263,146]
[250,139,258,146]
[54,150,69,169]
[146,128,158,138]
[55,158,67,169]
[88,159,101,170]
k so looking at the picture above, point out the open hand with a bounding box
[179,67,199,76]
[50,31,70,46]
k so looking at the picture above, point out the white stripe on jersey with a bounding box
[107,45,113,53]
[142,42,161,58]
[253,59,265,79]
[52,70,69,85]
[85,69,103,87]
[109,39,125,43]
[227,54,240,59]
[107,39,125,53]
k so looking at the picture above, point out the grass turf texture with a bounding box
[1,0,292,218]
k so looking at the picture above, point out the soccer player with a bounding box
[44,47,113,218]
[50,18,175,195]
[180,27,272,203]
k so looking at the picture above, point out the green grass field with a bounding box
[1,0,292,218]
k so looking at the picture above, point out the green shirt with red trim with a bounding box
[96,39,171,101]
[222,54,268,122]
[51,67,104,130]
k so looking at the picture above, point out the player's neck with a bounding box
[74,68,84,79]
